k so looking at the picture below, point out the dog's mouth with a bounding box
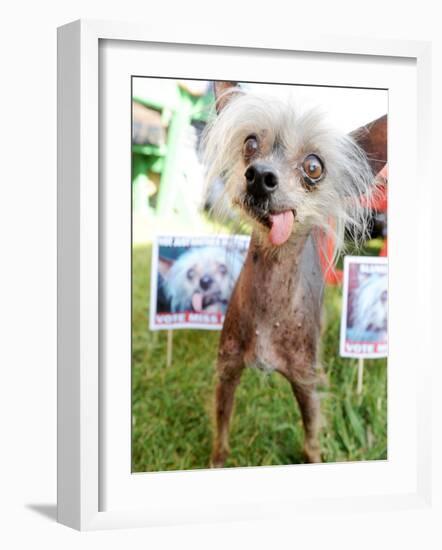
[267,210,295,245]
[241,199,296,246]
[191,291,227,312]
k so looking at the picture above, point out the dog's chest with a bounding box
[228,235,323,374]
[243,294,310,374]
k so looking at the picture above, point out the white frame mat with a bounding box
[57,19,432,530]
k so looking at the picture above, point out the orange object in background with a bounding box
[318,165,388,283]
[376,165,388,257]
[379,238,388,256]
[315,225,343,285]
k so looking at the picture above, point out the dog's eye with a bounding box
[243,135,259,159]
[302,154,324,183]
[187,268,195,280]
[218,264,227,275]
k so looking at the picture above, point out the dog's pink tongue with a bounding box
[192,292,203,311]
[269,211,294,246]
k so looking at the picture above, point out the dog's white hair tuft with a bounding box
[202,89,378,263]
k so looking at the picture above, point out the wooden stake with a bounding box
[357,357,364,394]
[166,330,173,367]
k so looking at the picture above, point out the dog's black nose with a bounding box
[245,163,278,198]
[200,275,213,291]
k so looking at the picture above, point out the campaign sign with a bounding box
[339,256,388,358]
[149,235,250,330]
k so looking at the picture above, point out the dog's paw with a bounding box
[210,459,225,469]
[304,442,322,464]
[210,449,228,468]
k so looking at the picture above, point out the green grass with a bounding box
[132,244,387,472]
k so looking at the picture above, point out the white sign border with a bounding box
[149,234,250,331]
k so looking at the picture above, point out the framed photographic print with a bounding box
[57,19,432,530]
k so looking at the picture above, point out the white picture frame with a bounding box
[57,19,432,531]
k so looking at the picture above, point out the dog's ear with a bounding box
[350,114,387,175]
[158,256,173,277]
[213,81,240,113]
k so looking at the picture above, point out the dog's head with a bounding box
[160,246,244,313]
[203,81,387,255]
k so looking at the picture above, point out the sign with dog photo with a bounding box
[150,234,250,330]
[340,256,388,358]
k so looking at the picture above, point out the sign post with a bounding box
[357,357,364,394]
[149,235,250,367]
[339,256,388,394]
[166,330,173,367]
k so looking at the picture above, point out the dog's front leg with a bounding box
[211,352,244,468]
[291,380,322,463]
